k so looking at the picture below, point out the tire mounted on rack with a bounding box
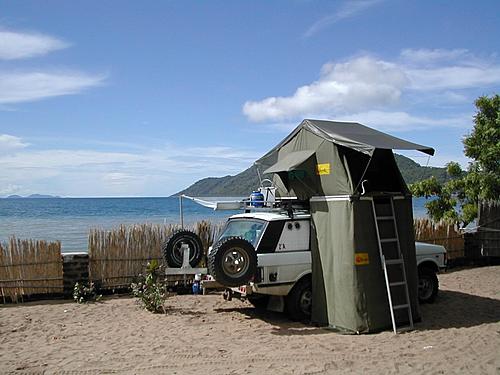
[208,237,257,287]
[162,230,204,268]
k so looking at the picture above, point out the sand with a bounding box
[1,266,499,374]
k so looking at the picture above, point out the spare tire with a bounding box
[162,230,203,268]
[208,237,257,287]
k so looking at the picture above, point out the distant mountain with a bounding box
[5,194,60,199]
[175,154,448,197]
[27,194,60,198]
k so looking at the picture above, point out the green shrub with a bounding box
[131,259,168,313]
[73,281,102,303]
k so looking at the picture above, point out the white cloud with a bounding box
[304,0,384,38]
[243,50,500,127]
[345,111,472,132]
[400,48,470,65]
[243,56,407,122]
[0,183,23,196]
[0,71,106,104]
[0,134,29,154]
[0,30,69,60]
[0,139,261,196]
[406,65,500,91]
[401,48,500,90]
[102,172,135,185]
[0,28,105,105]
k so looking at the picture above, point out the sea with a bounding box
[0,197,429,253]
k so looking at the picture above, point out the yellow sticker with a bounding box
[316,163,331,175]
[355,253,369,265]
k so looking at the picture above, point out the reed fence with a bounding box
[88,221,223,290]
[414,218,464,259]
[0,218,471,301]
[0,237,63,302]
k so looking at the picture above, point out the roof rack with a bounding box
[179,195,310,226]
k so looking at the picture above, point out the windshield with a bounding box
[218,219,266,248]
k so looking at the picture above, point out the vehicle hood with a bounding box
[415,241,446,255]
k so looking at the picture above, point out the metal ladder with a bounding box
[372,197,413,334]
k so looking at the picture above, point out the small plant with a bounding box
[73,281,102,303]
[131,259,168,313]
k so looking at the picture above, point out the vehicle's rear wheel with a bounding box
[162,230,203,268]
[418,267,439,303]
[208,237,257,287]
[285,277,312,321]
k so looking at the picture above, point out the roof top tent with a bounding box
[256,119,434,333]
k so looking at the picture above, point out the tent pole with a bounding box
[255,164,263,186]
[353,153,374,196]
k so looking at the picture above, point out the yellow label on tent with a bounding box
[316,163,331,175]
[355,253,369,265]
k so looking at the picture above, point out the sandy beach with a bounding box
[1,266,499,374]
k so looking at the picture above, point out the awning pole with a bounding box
[179,195,184,229]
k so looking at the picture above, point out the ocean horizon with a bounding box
[1,196,429,253]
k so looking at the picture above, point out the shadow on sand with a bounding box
[214,305,332,336]
[417,289,500,330]
[215,289,500,335]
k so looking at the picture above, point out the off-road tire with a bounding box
[418,267,439,303]
[162,230,203,268]
[208,237,257,287]
[285,277,312,321]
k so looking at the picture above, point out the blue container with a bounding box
[192,281,201,295]
[250,191,264,207]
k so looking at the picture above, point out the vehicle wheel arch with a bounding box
[417,260,439,273]
[296,272,312,288]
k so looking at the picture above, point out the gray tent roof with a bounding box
[257,119,435,163]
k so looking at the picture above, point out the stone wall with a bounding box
[62,252,89,297]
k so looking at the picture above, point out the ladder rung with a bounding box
[380,238,398,243]
[385,259,404,265]
[393,304,409,310]
[376,216,394,220]
[389,281,406,287]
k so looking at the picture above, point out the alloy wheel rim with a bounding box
[222,247,250,278]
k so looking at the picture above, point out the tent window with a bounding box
[361,149,408,194]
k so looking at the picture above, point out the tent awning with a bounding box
[256,119,435,166]
[264,150,315,174]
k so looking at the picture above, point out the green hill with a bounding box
[176,154,447,197]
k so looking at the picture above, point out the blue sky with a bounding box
[1,1,499,197]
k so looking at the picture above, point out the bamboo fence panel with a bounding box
[0,237,63,303]
[88,221,224,290]
[414,218,464,259]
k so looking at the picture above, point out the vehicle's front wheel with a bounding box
[285,277,312,321]
[418,267,439,303]
[208,237,257,287]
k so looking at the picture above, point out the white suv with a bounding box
[207,210,447,320]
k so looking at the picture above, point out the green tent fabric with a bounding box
[255,119,433,332]
[264,150,316,174]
